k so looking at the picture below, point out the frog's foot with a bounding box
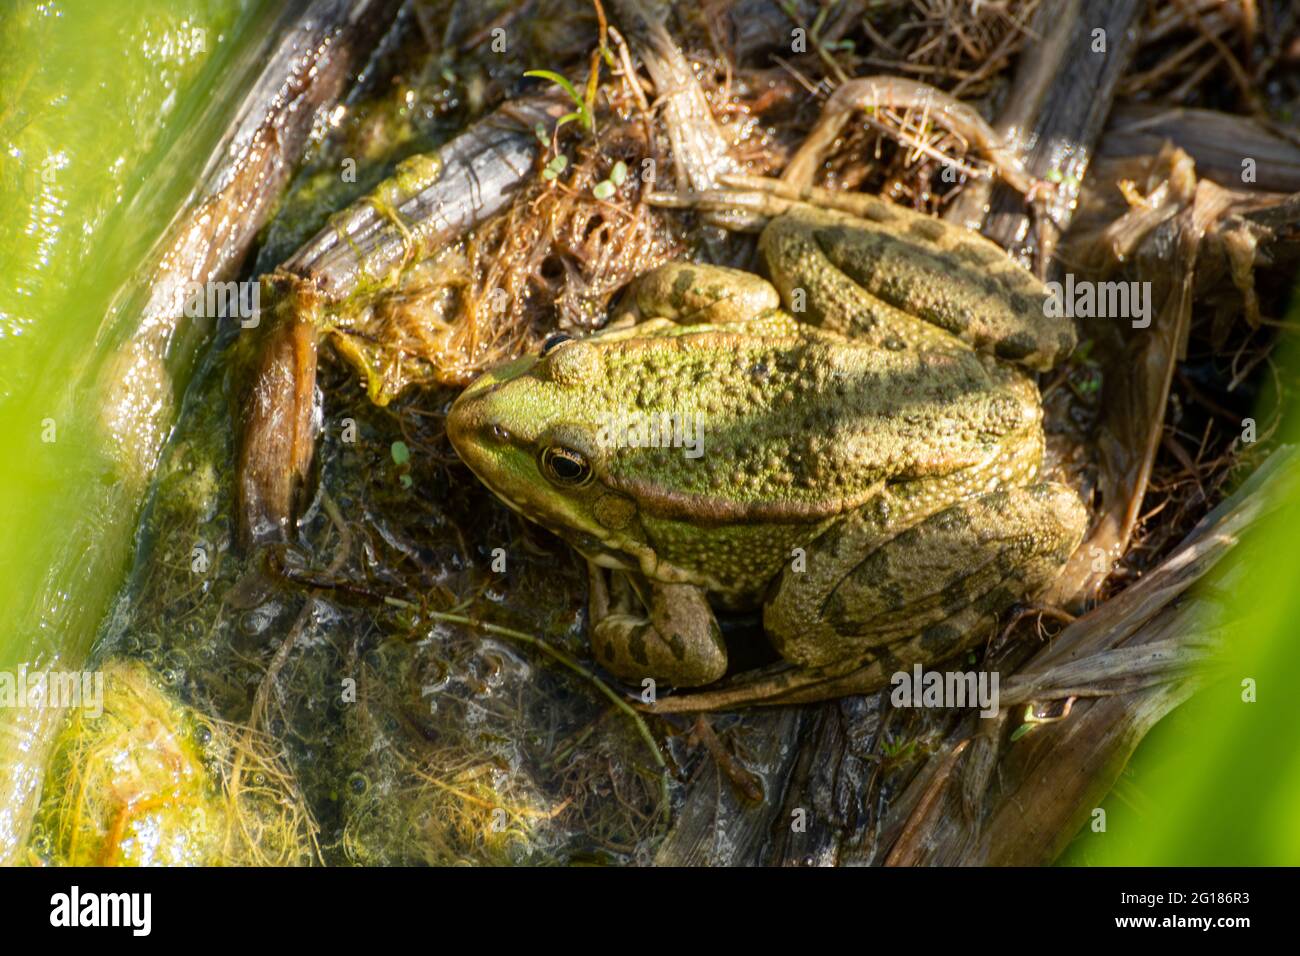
[645,174,841,223]
[646,600,994,712]
[588,567,728,689]
[778,76,1034,195]
[645,661,874,712]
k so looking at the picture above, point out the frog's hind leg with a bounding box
[652,483,1086,712]
[769,482,1087,670]
[648,181,975,354]
[755,204,971,356]
[646,658,887,712]
[658,173,1074,371]
[762,201,1073,371]
[647,592,1019,712]
[587,564,729,689]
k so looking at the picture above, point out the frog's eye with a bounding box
[540,445,593,487]
[540,333,572,356]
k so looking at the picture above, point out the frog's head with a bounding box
[446,333,651,571]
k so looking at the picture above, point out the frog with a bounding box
[445,178,1088,712]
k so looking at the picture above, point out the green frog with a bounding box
[446,180,1087,712]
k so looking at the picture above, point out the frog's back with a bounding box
[590,323,1042,526]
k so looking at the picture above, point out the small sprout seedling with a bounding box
[542,154,569,182]
[524,69,595,133]
[592,161,627,200]
[391,440,413,488]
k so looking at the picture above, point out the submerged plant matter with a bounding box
[28,661,315,867]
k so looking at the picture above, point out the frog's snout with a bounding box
[446,355,538,463]
[446,384,497,469]
[444,391,473,459]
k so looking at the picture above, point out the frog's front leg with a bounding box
[587,562,728,688]
[652,483,1086,712]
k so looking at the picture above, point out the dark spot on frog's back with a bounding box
[1009,292,1035,315]
[920,622,963,653]
[974,585,1018,615]
[597,637,616,664]
[824,554,907,627]
[814,226,894,286]
[1058,329,1075,357]
[930,505,974,535]
[955,241,1003,267]
[860,198,898,224]
[906,218,947,243]
[870,647,901,675]
[943,307,972,333]
[939,572,971,610]
[628,628,650,666]
[671,267,697,306]
[994,331,1038,362]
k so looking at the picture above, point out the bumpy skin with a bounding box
[446,199,1088,710]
